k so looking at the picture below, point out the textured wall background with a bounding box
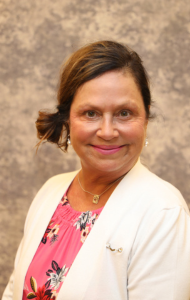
[0,0,190,296]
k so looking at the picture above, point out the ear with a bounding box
[145,119,149,127]
[65,120,70,134]
[144,113,149,129]
[145,105,151,127]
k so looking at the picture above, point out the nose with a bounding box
[96,116,119,140]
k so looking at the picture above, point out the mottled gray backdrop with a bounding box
[0,0,190,296]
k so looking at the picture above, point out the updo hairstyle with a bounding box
[36,40,152,151]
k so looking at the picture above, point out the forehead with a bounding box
[71,70,144,110]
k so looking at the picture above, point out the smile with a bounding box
[91,145,124,155]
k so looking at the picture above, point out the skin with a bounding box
[67,70,149,211]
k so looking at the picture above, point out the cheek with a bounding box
[70,121,95,142]
[122,121,147,141]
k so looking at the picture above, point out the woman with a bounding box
[3,41,190,300]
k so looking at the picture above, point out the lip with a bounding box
[91,145,124,155]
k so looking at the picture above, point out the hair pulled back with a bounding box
[36,40,152,151]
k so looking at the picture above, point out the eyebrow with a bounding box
[77,100,140,110]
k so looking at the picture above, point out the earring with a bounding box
[145,138,149,147]
[67,135,71,145]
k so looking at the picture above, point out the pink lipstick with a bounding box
[91,145,124,155]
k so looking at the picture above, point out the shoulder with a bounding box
[34,169,79,204]
[42,170,78,187]
[24,170,79,231]
[29,170,79,204]
[128,160,189,213]
[143,165,189,212]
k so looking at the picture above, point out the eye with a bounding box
[119,110,130,117]
[85,111,97,118]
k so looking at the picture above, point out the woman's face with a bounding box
[69,71,148,176]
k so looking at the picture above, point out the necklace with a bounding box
[78,173,126,204]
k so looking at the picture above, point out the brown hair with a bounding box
[36,40,152,151]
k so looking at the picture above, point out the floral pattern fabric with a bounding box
[22,194,103,300]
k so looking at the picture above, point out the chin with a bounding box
[90,160,129,174]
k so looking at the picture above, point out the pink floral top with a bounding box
[22,193,103,300]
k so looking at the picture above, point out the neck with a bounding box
[79,158,139,194]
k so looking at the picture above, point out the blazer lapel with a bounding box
[13,171,78,300]
[58,159,148,300]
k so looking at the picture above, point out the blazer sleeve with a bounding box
[127,206,190,300]
[2,239,23,300]
[2,177,56,300]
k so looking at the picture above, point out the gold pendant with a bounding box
[93,195,100,204]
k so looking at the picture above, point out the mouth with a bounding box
[91,145,125,155]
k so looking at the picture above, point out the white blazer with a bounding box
[3,160,190,300]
